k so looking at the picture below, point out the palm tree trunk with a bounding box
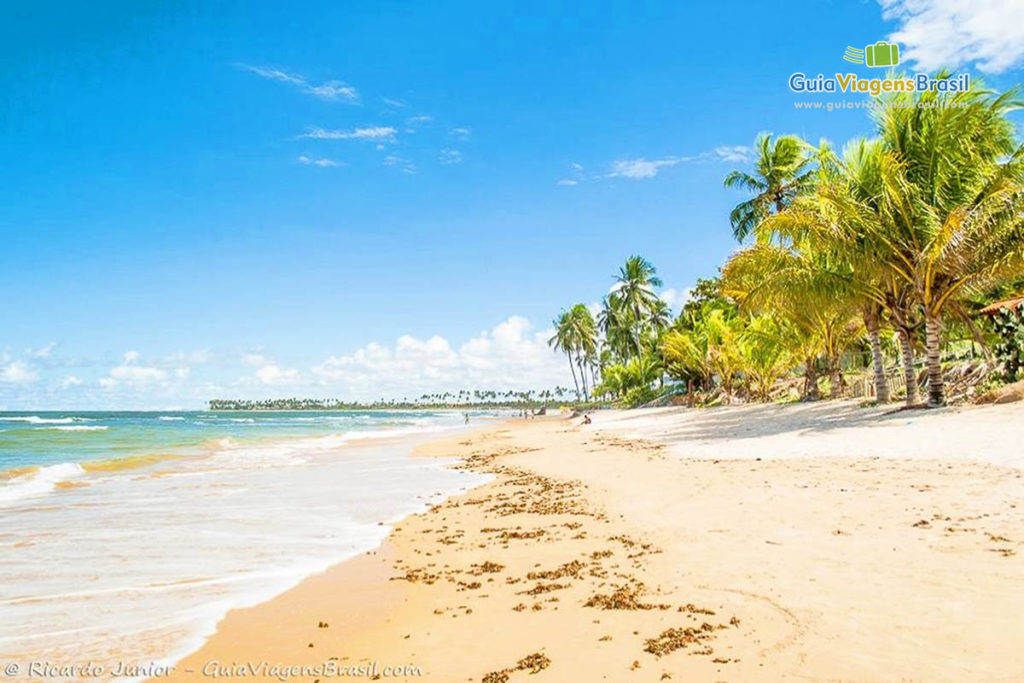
[567,351,580,400]
[577,357,590,402]
[828,354,843,399]
[897,327,919,407]
[804,356,820,400]
[864,312,890,403]
[924,311,945,407]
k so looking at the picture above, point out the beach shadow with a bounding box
[603,400,949,444]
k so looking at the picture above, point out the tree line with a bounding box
[549,73,1024,408]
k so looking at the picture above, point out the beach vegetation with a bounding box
[550,74,1024,409]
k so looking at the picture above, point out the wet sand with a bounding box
[162,402,1024,682]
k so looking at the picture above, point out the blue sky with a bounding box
[2,0,1023,408]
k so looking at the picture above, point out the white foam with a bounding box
[158,416,185,421]
[47,425,109,432]
[2,416,88,425]
[0,414,486,674]
[0,462,86,505]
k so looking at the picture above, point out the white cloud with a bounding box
[60,375,83,389]
[605,145,753,181]
[712,145,753,163]
[298,155,341,167]
[238,64,306,85]
[405,115,433,130]
[439,148,462,165]
[299,126,396,141]
[28,342,57,359]
[238,64,359,101]
[255,364,301,385]
[383,154,416,174]
[449,127,472,140]
[557,162,585,186]
[164,349,212,365]
[241,353,273,367]
[880,0,1024,73]
[103,351,169,385]
[659,287,692,314]
[303,80,358,100]
[0,361,38,384]
[110,365,168,382]
[311,316,567,397]
[608,157,682,179]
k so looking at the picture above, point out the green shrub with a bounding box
[991,307,1024,381]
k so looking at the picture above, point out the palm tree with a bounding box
[724,132,814,241]
[549,310,581,399]
[548,304,598,401]
[613,256,663,358]
[570,303,598,400]
[722,240,863,400]
[871,76,1024,405]
[758,138,910,404]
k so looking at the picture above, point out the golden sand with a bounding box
[160,406,1024,682]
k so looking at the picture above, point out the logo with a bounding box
[787,38,969,96]
[844,41,900,68]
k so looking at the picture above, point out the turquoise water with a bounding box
[0,410,492,675]
[0,410,458,474]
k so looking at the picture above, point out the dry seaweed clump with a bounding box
[526,560,585,581]
[584,583,669,611]
[482,652,551,682]
[520,581,568,596]
[643,625,717,657]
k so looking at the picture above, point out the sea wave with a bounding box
[0,463,85,505]
[47,425,109,432]
[158,416,185,422]
[1,416,89,425]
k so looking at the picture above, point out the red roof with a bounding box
[980,295,1024,315]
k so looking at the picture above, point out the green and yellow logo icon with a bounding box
[844,42,900,67]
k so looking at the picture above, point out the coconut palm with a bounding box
[724,132,814,241]
[663,308,745,399]
[739,314,797,401]
[613,256,663,357]
[722,240,863,400]
[549,304,599,401]
[870,76,1024,405]
[757,138,915,404]
[549,309,582,399]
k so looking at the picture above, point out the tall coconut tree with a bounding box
[724,132,814,241]
[613,256,663,358]
[569,303,598,400]
[549,309,582,399]
[759,138,916,404]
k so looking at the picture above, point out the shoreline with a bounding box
[0,416,492,675]
[161,403,1024,681]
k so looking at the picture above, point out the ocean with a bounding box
[0,410,491,675]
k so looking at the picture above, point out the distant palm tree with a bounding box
[549,304,597,400]
[724,132,813,241]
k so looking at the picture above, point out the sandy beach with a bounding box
[163,401,1024,682]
